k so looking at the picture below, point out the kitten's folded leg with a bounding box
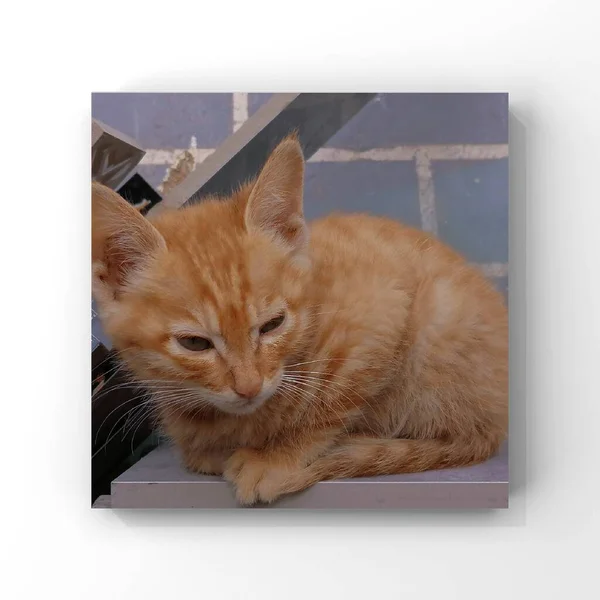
[227,433,505,503]
[223,428,342,505]
[283,433,505,492]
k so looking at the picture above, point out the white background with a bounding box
[2,1,599,598]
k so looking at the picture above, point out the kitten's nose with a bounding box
[233,371,263,400]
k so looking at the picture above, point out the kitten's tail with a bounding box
[292,434,504,487]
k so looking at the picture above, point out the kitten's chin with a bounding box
[216,402,264,416]
[213,393,271,416]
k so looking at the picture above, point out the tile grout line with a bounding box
[140,144,508,166]
[232,93,249,132]
[311,144,508,161]
[415,148,438,236]
[146,148,215,165]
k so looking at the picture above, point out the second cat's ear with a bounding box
[92,182,166,299]
[244,135,308,254]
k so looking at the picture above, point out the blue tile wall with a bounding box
[92,93,232,148]
[304,161,421,228]
[92,92,508,274]
[326,93,508,149]
[434,159,508,263]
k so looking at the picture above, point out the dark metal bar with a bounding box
[150,93,376,212]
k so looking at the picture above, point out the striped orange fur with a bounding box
[92,135,508,505]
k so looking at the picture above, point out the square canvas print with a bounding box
[91,93,508,509]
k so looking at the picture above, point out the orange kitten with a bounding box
[92,136,508,505]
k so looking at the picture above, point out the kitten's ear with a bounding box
[244,135,307,254]
[92,182,166,296]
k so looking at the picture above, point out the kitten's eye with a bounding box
[176,336,213,352]
[259,313,285,335]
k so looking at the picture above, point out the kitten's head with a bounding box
[92,136,311,415]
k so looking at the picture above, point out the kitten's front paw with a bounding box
[223,448,294,506]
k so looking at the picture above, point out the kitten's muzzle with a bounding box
[232,371,263,400]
